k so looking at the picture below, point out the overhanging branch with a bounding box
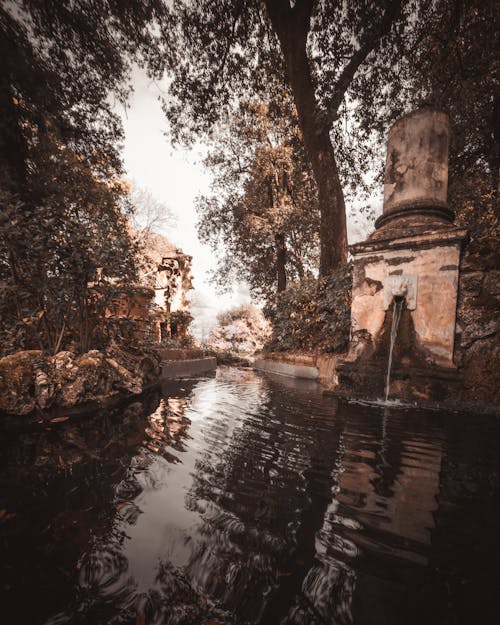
[324,0,403,127]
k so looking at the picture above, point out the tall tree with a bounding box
[0,136,139,354]
[410,0,499,246]
[1,1,166,198]
[350,0,499,247]
[197,97,319,299]
[159,0,405,275]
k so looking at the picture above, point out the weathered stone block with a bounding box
[350,228,466,367]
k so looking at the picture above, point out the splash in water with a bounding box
[384,298,404,402]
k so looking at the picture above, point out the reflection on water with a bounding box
[1,367,499,625]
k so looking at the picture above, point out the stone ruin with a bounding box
[104,247,193,345]
[337,110,468,404]
[150,248,193,342]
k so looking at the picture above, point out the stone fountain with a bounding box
[337,110,468,404]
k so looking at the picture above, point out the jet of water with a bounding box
[384,298,404,402]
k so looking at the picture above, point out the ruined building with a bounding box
[150,248,193,342]
[103,234,194,345]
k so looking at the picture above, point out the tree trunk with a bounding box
[265,0,348,276]
[275,232,287,292]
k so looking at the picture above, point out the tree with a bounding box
[409,0,499,249]
[207,304,271,353]
[159,0,406,275]
[345,0,498,234]
[129,184,177,240]
[0,1,166,355]
[197,96,319,299]
[1,1,166,199]
[0,136,139,355]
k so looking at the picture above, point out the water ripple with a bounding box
[1,367,499,625]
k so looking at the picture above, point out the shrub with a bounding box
[264,263,352,353]
[208,304,271,353]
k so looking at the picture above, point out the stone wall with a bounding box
[255,351,345,386]
[348,227,466,370]
[454,248,500,406]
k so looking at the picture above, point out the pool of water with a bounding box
[1,367,499,625]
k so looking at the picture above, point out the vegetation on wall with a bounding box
[265,264,352,354]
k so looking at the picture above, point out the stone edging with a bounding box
[253,358,319,380]
[160,357,217,379]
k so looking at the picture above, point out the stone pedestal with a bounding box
[337,110,468,403]
[348,227,467,368]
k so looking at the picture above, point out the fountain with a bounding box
[337,110,468,405]
[384,295,403,402]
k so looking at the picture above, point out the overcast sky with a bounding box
[119,66,251,339]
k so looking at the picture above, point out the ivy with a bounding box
[265,264,352,354]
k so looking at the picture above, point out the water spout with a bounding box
[384,297,404,402]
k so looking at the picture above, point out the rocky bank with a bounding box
[0,346,160,416]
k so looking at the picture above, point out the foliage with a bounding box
[197,96,319,299]
[411,0,499,255]
[156,334,196,350]
[208,305,271,354]
[0,0,166,194]
[0,142,139,355]
[353,0,499,249]
[265,264,352,354]
[0,1,166,357]
[169,310,193,330]
[158,0,412,274]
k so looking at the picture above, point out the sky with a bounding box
[118,66,382,338]
[118,67,251,339]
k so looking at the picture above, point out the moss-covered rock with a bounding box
[0,347,160,416]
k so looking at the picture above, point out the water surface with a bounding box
[1,367,499,625]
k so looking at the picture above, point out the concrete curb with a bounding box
[254,358,319,380]
[161,357,217,379]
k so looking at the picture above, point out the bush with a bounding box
[208,304,271,353]
[264,264,352,353]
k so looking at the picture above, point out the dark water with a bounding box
[1,367,499,625]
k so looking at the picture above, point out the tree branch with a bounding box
[324,0,403,126]
[294,0,316,24]
[217,10,240,79]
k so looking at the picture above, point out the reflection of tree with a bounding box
[181,371,346,624]
[428,415,500,625]
[5,371,494,625]
[178,380,452,625]
[0,390,163,625]
[143,397,192,457]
